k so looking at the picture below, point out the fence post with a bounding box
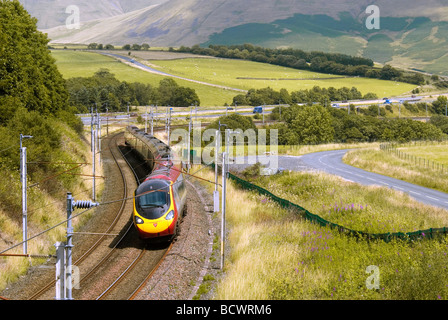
[221,152,227,270]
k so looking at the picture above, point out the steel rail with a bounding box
[127,242,174,300]
[96,248,147,300]
[28,132,130,300]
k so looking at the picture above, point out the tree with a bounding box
[279,88,292,105]
[0,96,23,125]
[430,115,448,134]
[6,107,61,169]
[0,0,68,116]
[88,43,98,49]
[290,105,334,144]
[380,65,402,80]
[207,113,257,134]
[170,86,200,107]
[232,94,248,106]
[432,96,448,115]
[130,82,154,106]
[131,44,141,51]
[156,78,199,107]
[157,78,178,106]
[431,74,440,81]
[141,43,150,50]
[363,92,378,100]
[122,44,131,50]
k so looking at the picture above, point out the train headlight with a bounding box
[165,210,175,221]
[135,216,144,224]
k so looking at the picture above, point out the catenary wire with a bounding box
[0,163,217,256]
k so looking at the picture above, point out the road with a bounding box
[302,150,448,210]
[79,108,274,125]
[99,52,247,93]
[231,150,448,210]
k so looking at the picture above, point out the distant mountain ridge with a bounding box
[18,0,448,75]
[20,0,168,29]
[36,0,448,44]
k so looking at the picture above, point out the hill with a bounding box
[40,0,448,45]
[20,0,168,29]
[21,0,448,75]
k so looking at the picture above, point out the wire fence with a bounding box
[380,140,448,174]
[227,172,448,243]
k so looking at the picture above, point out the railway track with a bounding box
[85,139,173,300]
[28,132,130,299]
[28,132,173,300]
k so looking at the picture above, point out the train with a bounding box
[125,126,187,242]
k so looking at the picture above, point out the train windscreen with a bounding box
[135,180,171,219]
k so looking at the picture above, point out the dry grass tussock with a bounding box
[194,165,448,300]
[0,127,104,292]
[344,147,448,193]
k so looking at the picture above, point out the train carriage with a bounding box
[125,126,187,242]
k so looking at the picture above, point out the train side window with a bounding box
[173,182,181,210]
[177,174,186,197]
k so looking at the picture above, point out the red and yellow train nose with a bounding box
[134,210,176,239]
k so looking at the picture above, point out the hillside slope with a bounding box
[27,0,448,75]
[20,0,168,29]
[40,0,448,44]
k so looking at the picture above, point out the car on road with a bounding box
[253,106,263,113]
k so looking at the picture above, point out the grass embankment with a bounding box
[194,165,448,300]
[0,124,102,292]
[344,143,448,194]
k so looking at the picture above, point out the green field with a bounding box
[398,143,448,166]
[52,50,417,107]
[150,58,417,97]
[51,50,237,106]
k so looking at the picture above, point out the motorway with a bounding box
[231,150,448,211]
[79,107,275,125]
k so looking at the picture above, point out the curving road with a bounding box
[231,149,448,210]
[99,52,247,93]
[302,150,448,210]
